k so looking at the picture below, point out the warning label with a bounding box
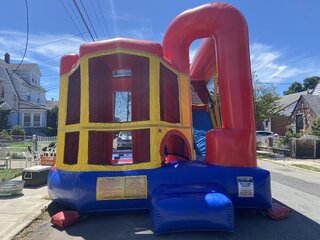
[96,176,147,200]
[237,176,254,198]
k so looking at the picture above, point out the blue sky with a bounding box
[0,0,319,100]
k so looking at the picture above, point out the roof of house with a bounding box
[277,91,308,116]
[311,80,320,96]
[301,95,320,116]
[19,99,48,110]
[0,63,8,80]
[0,60,46,92]
[6,63,38,72]
[46,100,59,109]
[278,91,308,108]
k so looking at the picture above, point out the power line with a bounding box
[261,82,292,85]
[11,0,29,75]
[59,0,87,41]
[66,0,88,40]
[89,0,107,39]
[1,31,86,56]
[78,0,98,39]
[42,73,59,77]
[36,50,78,64]
[97,0,111,38]
[72,0,95,41]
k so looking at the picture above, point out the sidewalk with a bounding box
[0,180,50,240]
[257,150,320,173]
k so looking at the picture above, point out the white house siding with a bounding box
[0,59,47,129]
[8,111,19,126]
[312,83,320,96]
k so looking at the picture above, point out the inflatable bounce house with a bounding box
[48,2,272,233]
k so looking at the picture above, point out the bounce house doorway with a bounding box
[160,130,191,163]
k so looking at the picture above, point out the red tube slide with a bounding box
[163,2,256,167]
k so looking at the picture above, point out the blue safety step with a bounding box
[150,184,235,234]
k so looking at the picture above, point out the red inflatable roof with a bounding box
[79,38,163,58]
[60,38,163,76]
[60,54,79,76]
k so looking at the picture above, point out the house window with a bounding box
[24,113,31,127]
[34,113,41,127]
[296,114,303,133]
[1,85,4,98]
[27,92,31,101]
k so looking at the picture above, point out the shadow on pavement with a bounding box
[59,199,320,240]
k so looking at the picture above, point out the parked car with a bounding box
[256,131,277,145]
[113,131,132,150]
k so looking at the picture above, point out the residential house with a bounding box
[261,91,308,135]
[0,53,47,131]
[287,81,320,133]
[46,100,59,110]
[290,95,320,133]
[263,79,320,135]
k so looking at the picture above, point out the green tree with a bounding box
[11,125,25,141]
[254,80,281,122]
[47,106,58,129]
[283,81,304,95]
[0,130,13,142]
[283,76,320,95]
[46,106,58,136]
[303,76,320,90]
[310,118,320,136]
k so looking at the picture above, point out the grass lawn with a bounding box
[291,164,320,172]
[7,141,32,153]
[5,141,52,154]
[0,169,22,181]
[256,152,277,159]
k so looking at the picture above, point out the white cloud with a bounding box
[2,28,319,100]
[0,30,83,100]
[189,48,197,63]
[0,30,82,60]
[250,42,320,83]
[102,0,154,41]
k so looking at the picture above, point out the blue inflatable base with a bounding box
[48,161,272,215]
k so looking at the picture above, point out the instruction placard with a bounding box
[96,176,147,200]
[237,176,254,198]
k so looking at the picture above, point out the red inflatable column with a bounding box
[163,3,256,167]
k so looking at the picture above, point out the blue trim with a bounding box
[48,161,272,213]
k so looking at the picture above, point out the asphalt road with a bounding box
[17,160,320,240]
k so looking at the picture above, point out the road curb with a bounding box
[6,200,51,240]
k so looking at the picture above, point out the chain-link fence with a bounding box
[256,136,291,156]
[257,134,320,159]
[257,136,290,149]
